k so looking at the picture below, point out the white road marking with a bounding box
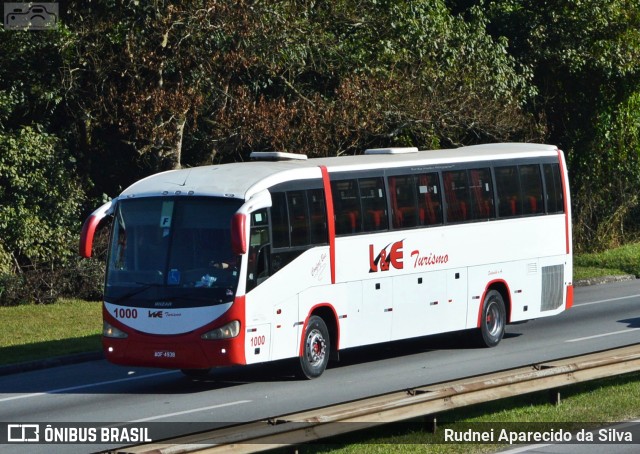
[575,294,640,307]
[130,400,252,422]
[0,370,177,403]
[566,328,640,343]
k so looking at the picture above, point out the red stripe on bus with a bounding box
[565,284,574,310]
[557,149,570,254]
[476,280,512,327]
[320,165,336,284]
[298,303,340,356]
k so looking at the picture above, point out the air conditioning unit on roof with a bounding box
[364,147,419,155]
[249,151,308,161]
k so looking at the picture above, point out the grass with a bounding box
[574,242,640,281]
[0,298,102,366]
[296,372,640,453]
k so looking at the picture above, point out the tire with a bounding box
[477,289,506,347]
[297,315,330,379]
[181,368,211,378]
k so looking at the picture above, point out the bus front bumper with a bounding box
[103,334,246,369]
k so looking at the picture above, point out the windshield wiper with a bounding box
[166,289,236,304]
[107,283,163,304]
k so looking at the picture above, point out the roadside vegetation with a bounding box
[573,241,640,281]
[0,299,101,366]
[300,372,640,453]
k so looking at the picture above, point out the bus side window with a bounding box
[520,165,544,215]
[308,189,328,244]
[288,190,310,246]
[469,168,494,220]
[359,177,388,231]
[246,209,270,292]
[417,173,442,226]
[443,170,470,223]
[495,166,520,217]
[332,179,362,235]
[543,163,564,213]
[389,175,418,228]
[270,192,289,248]
[255,244,271,285]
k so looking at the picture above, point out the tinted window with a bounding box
[389,173,442,228]
[332,179,362,235]
[544,163,564,213]
[469,168,494,220]
[288,191,309,246]
[389,175,418,228]
[270,192,289,248]
[246,209,271,291]
[443,170,470,223]
[359,177,388,231]
[520,164,544,215]
[271,188,328,247]
[495,166,520,217]
[308,189,328,244]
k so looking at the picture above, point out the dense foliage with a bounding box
[1,0,639,304]
[480,0,640,250]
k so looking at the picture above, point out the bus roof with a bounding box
[119,143,559,201]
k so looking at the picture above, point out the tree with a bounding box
[470,0,640,250]
[0,29,85,303]
[64,0,538,175]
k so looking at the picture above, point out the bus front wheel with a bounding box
[298,315,330,379]
[477,290,506,348]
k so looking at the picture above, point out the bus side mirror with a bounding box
[231,213,247,255]
[79,200,114,258]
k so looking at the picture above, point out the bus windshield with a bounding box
[105,197,243,307]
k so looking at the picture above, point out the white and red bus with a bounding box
[80,143,573,378]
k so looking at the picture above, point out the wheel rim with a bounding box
[485,300,502,338]
[305,328,326,367]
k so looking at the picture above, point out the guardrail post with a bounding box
[430,416,437,434]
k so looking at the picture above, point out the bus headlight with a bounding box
[103,321,128,339]
[201,321,240,340]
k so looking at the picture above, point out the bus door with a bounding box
[445,268,468,332]
[361,277,393,345]
[391,270,446,340]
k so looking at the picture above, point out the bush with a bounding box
[0,229,108,306]
[0,273,26,306]
[572,91,640,251]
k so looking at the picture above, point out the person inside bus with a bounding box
[211,260,235,270]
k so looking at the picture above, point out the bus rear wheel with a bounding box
[477,290,506,348]
[297,315,330,379]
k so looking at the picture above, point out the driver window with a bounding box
[246,209,270,292]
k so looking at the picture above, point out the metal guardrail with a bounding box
[115,344,640,454]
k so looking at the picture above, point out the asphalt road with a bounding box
[1,279,640,453]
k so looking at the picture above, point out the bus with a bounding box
[79,143,573,379]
